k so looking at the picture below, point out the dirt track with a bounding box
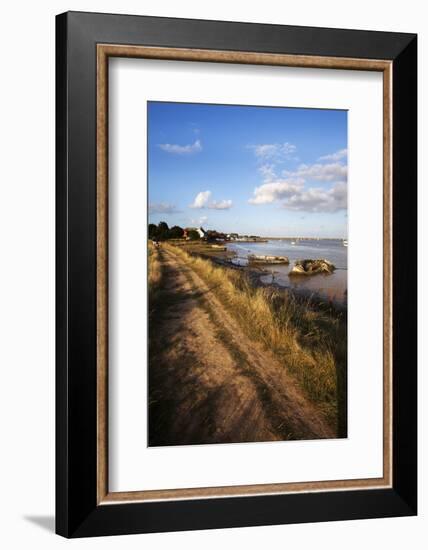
[148,246,335,446]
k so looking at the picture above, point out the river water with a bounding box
[227,239,347,304]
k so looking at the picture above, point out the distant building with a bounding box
[229,233,265,242]
[183,227,206,240]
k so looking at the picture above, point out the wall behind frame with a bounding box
[0,0,424,549]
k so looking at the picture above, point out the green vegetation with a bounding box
[149,221,184,241]
[187,229,200,241]
[148,220,228,242]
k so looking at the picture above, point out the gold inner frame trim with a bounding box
[96,44,393,505]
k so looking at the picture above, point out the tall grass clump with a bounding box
[148,244,161,287]
[148,243,162,315]
[167,243,347,432]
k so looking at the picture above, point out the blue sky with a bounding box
[148,102,347,237]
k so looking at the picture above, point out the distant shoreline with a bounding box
[262,237,346,241]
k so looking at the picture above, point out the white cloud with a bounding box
[248,179,304,205]
[190,190,211,208]
[285,182,347,213]
[253,144,278,158]
[249,147,348,213]
[210,199,233,210]
[159,139,202,154]
[258,164,277,182]
[283,162,347,182]
[318,148,348,162]
[189,191,233,210]
[148,202,180,214]
[250,142,297,160]
[248,143,299,189]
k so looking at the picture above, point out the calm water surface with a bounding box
[227,239,347,304]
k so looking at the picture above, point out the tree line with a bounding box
[149,221,193,241]
[149,221,228,242]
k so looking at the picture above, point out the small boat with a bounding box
[291,241,296,245]
[289,258,335,276]
[343,239,348,247]
[248,254,289,265]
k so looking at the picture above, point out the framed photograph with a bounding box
[56,11,417,537]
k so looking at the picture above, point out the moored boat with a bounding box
[248,254,289,265]
[289,258,336,276]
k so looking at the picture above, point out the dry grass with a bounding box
[148,243,161,288]
[148,243,162,318]
[165,242,347,433]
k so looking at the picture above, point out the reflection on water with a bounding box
[228,239,347,304]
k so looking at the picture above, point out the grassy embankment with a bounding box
[156,241,347,435]
[148,242,162,320]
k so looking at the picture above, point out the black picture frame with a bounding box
[56,11,417,538]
